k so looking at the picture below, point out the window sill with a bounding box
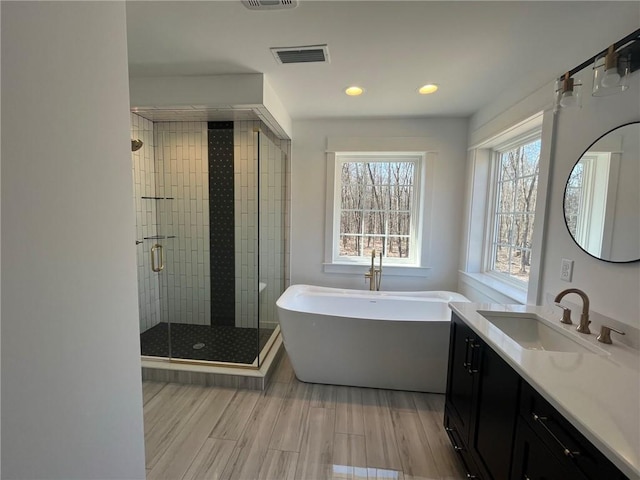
[323,263,431,277]
[459,271,527,304]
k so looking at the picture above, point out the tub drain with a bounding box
[193,342,205,350]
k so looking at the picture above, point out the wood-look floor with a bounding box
[143,352,467,480]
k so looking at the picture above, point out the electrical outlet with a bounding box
[560,258,574,282]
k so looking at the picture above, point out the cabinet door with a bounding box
[512,419,587,480]
[471,341,521,480]
[519,382,629,480]
[445,314,478,441]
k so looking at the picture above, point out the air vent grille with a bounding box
[271,44,330,64]
[241,0,298,10]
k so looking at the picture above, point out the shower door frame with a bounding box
[140,122,284,369]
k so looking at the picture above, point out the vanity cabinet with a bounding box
[444,316,480,475]
[444,313,520,479]
[444,313,629,480]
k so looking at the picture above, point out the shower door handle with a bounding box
[151,243,164,272]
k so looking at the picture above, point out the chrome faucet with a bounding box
[364,250,382,291]
[554,288,591,334]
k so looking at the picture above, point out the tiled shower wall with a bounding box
[131,113,161,333]
[233,121,258,328]
[155,122,211,326]
[234,121,289,329]
[132,115,289,334]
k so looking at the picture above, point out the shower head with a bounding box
[131,139,144,152]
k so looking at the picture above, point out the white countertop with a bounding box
[449,302,640,479]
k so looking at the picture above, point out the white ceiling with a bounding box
[126,1,639,120]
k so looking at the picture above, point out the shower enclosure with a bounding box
[131,115,287,367]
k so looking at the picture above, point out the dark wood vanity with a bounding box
[444,313,629,480]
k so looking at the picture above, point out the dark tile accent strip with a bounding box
[208,121,234,130]
[208,123,235,326]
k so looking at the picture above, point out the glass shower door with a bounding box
[153,128,172,360]
[154,125,212,362]
[137,120,288,366]
[257,130,287,366]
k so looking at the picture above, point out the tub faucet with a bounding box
[364,250,382,291]
[554,288,591,334]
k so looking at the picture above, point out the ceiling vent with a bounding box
[271,44,330,64]
[241,0,298,10]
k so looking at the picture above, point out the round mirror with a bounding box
[563,122,639,263]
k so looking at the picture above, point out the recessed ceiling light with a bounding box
[418,84,438,95]
[345,86,364,96]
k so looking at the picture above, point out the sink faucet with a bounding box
[364,249,382,291]
[554,288,591,334]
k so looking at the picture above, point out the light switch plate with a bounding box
[560,258,573,282]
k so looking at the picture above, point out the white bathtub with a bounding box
[276,284,469,393]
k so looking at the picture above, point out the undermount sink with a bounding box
[478,311,606,355]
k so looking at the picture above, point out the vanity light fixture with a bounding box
[345,86,364,96]
[554,28,639,108]
[555,72,582,109]
[601,46,622,87]
[592,44,631,96]
[418,84,438,95]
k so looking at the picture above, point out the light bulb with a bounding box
[418,84,438,95]
[601,68,621,88]
[560,91,577,108]
[345,86,364,96]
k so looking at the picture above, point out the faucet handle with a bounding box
[554,303,573,325]
[596,325,625,344]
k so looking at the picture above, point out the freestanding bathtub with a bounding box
[276,284,469,393]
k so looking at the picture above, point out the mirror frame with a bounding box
[562,121,640,264]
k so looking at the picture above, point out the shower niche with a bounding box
[131,114,288,367]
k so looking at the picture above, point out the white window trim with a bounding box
[482,128,542,291]
[323,148,435,277]
[459,271,527,304]
[570,152,613,258]
[461,110,553,304]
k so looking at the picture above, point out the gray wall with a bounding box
[542,66,639,328]
[1,3,145,478]
[290,117,468,291]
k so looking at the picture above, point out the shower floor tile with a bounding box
[140,322,274,364]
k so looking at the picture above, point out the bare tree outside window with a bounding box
[338,159,416,261]
[490,138,541,283]
[565,161,585,238]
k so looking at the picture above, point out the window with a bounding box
[564,158,586,238]
[461,111,548,304]
[332,153,423,265]
[487,133,541,285]
[564,152,611,257]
